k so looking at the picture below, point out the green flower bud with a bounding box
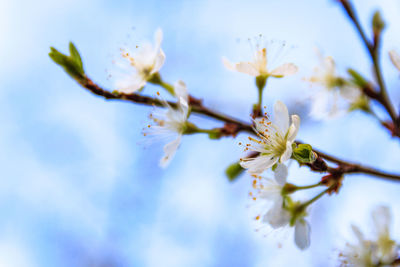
[292,144,316,164]
[372,11,385,34]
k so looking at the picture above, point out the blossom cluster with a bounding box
[49,17,400,264]
[110,30,400,256]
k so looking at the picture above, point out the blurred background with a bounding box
[1,0,400,266]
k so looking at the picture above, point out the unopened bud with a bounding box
[372,11,385,34]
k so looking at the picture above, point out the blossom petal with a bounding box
[309,90,332,120]
[116,75,146,94]
[339,85,360,102]
[270,63,298,77]
[274,163,288,186]
[372,205,391,237]
[235,62,259,76]
[323,56,335,74]
[294,219,311,250]
[286,115,300,143]
[151,49,166,74]
[389,50,400,72]
[133,43,155,68]
[222,57,259,76]
[351,224,365,243]
[154,28,163,52]
[160,135,182,168]
[222,57,236,71]
[259,186,282,201]
[240,155,278,174]
[273,101,289,133]
[174,80,189,103]
[263,202,290,228]
[280,141,293,163]
[178,97,189,118]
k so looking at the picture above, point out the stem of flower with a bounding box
[158,80,175,95]
[296,183,323,190]
[254,76,267,117]
[148,72,175,95]
[257,87,262,110]
[194,128,220,135]
[301,188,329,209]
[183,123,222,139]
[282,182,322,195]
[288,187,330,226]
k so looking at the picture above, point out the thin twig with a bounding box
[82,77,254,133]
[79,76,400,182]
[339,0,399,131]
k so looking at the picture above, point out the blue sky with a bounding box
[2,0,400,266]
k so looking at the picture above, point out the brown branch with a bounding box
[308,145,400,182]
[339,164,400,181]
[79,76,400,182]
[391,258,400,266]
[338,0,399,134]
[81,76,254,133]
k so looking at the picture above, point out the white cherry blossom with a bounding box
[250,164,311,250]
[258,164,290,229]
[223,39,297,78]
[115,28,166,94]
[240,101,300,174]
[144,81,189,168]
[308,53,361,120]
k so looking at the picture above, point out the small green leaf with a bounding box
[49,43,85,80]
[69,42,83,72]
[347,68,369,89]
[225,162,245,182]
[49,47,68,66]
[292,144,316,164]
